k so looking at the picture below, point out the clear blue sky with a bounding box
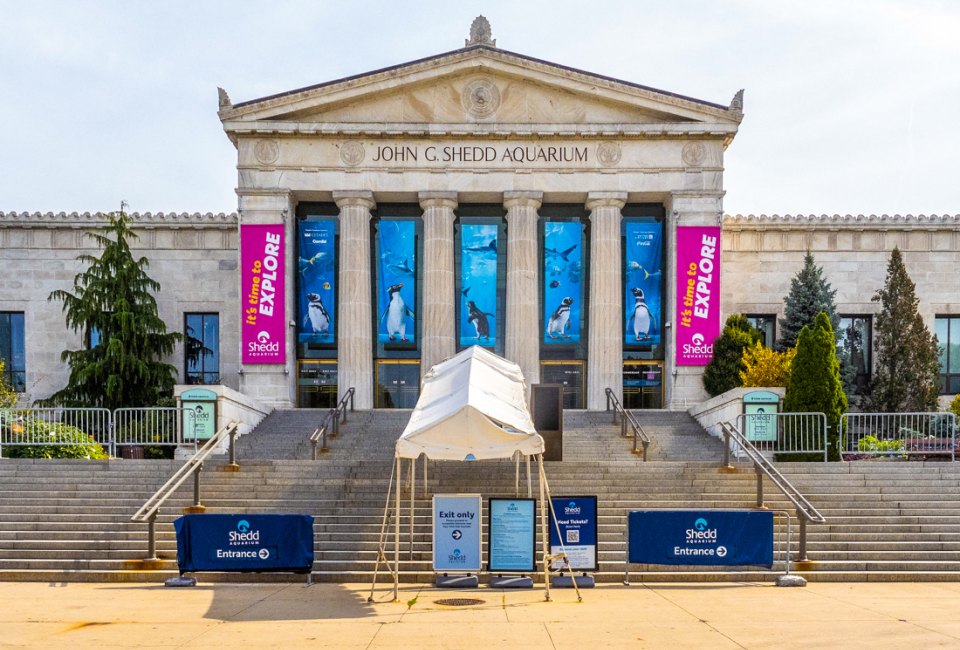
[0,1,957,216]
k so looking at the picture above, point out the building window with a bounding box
[839,315,872,395]
[185,313,219,385]
[0,312,25,392]
[936,316,960,394]
[745,314,776,348]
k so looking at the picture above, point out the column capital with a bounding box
[503,191,543,211]
[418,191,458,211]
[585,192,628,212]
[333,190,376,210]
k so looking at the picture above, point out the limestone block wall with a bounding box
[722,215,960,329]
[0,212,240,404]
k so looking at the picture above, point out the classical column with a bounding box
[586,192,627,410]
[333,191,375,409]
[419,191,458,374]
[504,191,543,393]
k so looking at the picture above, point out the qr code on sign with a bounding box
[566,530,580,543]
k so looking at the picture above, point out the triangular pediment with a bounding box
[219,46,742,134]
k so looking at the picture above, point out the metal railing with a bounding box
[131,419,240,560]
[839,412,956,460]
[0,407,196,458]
[719,420,825,561]
[605,388,650,461]
[310,387,355,459]
[735,412,829,461]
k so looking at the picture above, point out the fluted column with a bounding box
[419,191,458,374]
[504,191,543,393]
[586,192,626,410]
[333,191,375,409]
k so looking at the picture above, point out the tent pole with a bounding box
[538,454,551,602]
[541,461,583,603]
[526,454,532,498]
[423,455,427,495]
[515,452,520,497]
[394,455,401,602]
[410,458,415,559]
[367,454,397,603]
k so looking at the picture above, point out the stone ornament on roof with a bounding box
[723,213,960,228]
[466,15,496,47]
[0,211,239,227]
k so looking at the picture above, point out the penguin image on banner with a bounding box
[377,220,417,344]
[623,221,663,346]
[459,224,499,348]
[297,220,336,344]
[542,221,583,345]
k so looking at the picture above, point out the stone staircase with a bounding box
[2,409,960,582]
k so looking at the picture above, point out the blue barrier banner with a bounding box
[549,496,598,571]
[433,495,482,572]
[628,510,773,567]
[174,514,314,574]
[488,498,536,572]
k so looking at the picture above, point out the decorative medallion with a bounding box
[253,139,279,165]
[596,141,622,167]
[461,78,501,118]
[339,141,365,167]
[682,142,706,167]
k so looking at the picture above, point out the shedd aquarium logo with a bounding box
[564,501,581,515]
[682,333,713,357]
[448,548,467,564]
[675,516,727,558]
[247,330,279,355]
[229,519,260,546]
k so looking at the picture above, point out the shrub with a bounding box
[703,315,761,396]
[740,342,796,389]
[2,420,108,459]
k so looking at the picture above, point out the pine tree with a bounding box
[39,207,181,409]
[784,312,847,461]
[703,315,761,397]
[778,251,839,350]
[864,247,940,413]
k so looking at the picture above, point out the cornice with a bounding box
[0,211,238,228]
[724,214,960,230]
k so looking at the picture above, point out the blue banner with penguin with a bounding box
[376,219,417,344]
[459,224,498,348]
[543,221,583,345]
[623,221,663,347]
[297,219,336,345]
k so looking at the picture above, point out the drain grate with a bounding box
[434,598,485,607]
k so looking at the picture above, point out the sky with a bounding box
[1,1,957,217]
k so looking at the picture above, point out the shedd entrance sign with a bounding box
[628,510,773,567]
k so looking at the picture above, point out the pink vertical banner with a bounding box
[241,224,286,364]
[675,226,721,366]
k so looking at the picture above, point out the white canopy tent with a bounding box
[369,346,580,603]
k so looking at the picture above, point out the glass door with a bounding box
[622,361,663,409]
[375,359,420,408]
[539,360,585,409]
[297,360,338,408]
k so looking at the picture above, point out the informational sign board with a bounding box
[674,226,721,366]
[743,391,780,442]
[549,496,598,571]
[488,498,537,572]
[180,388,217,441]
[433,494,482,572]
[240,224,286,364]
[173,514,314,573]
[628,510,773,567]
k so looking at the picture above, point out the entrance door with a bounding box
[375,360,420,408]
[539,360,585,409]
[623,361,663,409]
[297,360,338,408]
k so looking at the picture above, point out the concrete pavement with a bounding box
[2,581,960,648]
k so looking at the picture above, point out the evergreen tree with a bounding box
[864,247,940,413]
[39,207,181,409]
[703,315,761,396]
[777,251,839,350]
[784,312,847,461]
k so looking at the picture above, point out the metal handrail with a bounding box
[131,419,239,560]
[719,420,825,561]
[605,388,650,461]
[310,387,355,459]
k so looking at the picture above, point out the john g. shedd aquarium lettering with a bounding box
[371,144,589,164]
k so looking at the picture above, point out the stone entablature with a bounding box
[0,211,238,229]
[724,214,960,230]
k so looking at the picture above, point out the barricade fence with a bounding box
[0,407,197,458]
[840,412,957,461]
[733,412,829,461]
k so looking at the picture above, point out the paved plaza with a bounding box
[2,580,959,648]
